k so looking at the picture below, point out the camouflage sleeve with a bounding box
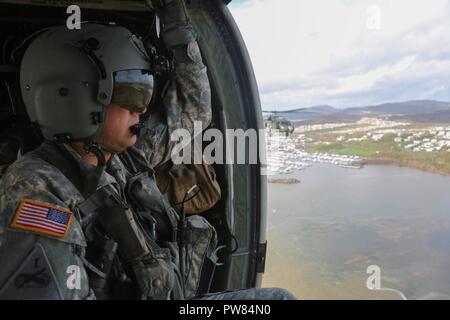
[0,174,93,300]
[137,40,212,167]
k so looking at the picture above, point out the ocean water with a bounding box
[263,164,450,300]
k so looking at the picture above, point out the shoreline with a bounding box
[362,158,450,176]
[268,178,301,184]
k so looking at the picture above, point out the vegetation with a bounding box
[305,131,450,175]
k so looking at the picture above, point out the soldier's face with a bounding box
[95,103,146,152]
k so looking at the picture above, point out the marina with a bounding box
[265,132,363,175]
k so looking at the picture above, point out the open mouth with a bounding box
[129,123,144,135]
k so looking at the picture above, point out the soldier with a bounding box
[0,0,295,300]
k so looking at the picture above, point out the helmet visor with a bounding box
[111,69,154,113]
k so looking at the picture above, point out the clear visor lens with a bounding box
[111,69,154,113]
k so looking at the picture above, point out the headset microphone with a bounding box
[130,123,144,135]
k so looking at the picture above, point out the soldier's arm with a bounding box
[0,179,93,300]
[137,0,212,167]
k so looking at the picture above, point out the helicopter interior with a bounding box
[0,0,266,294]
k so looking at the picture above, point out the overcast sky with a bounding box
[228,0,450,111]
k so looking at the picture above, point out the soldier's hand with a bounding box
[153,0,196,49]
[155,0,190,27]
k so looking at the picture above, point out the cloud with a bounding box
[229,0,450,110]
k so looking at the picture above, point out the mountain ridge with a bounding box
[263,100,450,124]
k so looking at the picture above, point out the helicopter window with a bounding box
[231,0,450,300]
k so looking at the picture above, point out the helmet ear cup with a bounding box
[33,80,104,141]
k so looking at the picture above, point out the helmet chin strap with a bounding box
[84,142,107,165]
[94,142,121,155]
[80,122,143,195]
[82,141,112,196]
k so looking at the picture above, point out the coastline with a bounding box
[362,158,450,176]
[268,178,301,184]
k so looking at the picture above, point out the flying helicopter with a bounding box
[0,0,267,297]
[264,113,295,136]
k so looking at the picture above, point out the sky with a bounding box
[228,0,450,111]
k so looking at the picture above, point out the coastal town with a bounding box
[322,118,450,153]
[265,117,450,176]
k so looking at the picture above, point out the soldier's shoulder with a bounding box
[0,154,86,246]
[1,153,65,190]
[0,153,72,224]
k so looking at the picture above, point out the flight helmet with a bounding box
[20,23,154,143]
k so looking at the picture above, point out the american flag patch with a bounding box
[11,199,74,238]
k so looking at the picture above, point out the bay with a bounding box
[263,164,450,300]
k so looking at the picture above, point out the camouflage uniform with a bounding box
[136,41,211,167]
[0,140,197,299]
[0,143,105,299]
[0,119,294,301]
[0,39,211,299]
